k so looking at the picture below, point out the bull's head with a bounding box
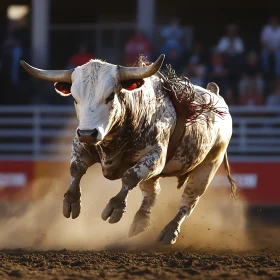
[20,55,165,145]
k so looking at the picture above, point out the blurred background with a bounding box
[0,0,280,239]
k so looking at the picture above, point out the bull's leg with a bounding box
[101,145,166,224]
[129,178,161,237]
[63,136,99,219]
[157,148,225,245]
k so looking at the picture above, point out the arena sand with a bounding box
[0,161,252,252]
[1,162,280,280]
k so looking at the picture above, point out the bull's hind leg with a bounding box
[63,136,99,219]
[129,178,161,237]
[157,148,225,245]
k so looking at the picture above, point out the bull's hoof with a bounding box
[101,197,126,224]
[63,191,81,219]
[156,222,180,245]
[129,210,150,237]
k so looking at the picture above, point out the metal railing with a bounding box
[228,106,280,160]
[0,105,280,161]
[0,106,76,161]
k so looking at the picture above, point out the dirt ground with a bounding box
[0,166,280,279]
[0,206,279,280]
[0,236,279,280]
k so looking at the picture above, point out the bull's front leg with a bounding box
[63,136,99,219]
[101,145,166,224]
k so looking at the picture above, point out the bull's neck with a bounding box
[103,79,169,148]
[121,83,164,132]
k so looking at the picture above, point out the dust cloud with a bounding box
[0,161,252,252]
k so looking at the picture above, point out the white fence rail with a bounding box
[0,106,280,161]
[0,106,77,161]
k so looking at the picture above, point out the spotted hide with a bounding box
[21,55,237,245]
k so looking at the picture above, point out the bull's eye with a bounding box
[105,92,115,104]
[121,79,144,90]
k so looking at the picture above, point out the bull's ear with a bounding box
[54,82,72,96]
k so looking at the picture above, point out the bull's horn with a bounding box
[20,60,73,83]
[119,54,165,81]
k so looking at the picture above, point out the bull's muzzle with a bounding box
[77,129,98,144]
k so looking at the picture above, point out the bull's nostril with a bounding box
[76,129,99,143]
[90,129,98,139]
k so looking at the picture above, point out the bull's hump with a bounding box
[194,85,216,97]
[194,85,228,110]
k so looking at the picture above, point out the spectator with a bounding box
[266,78,280,106]
[2,20,23,86]
[238,51,265,97]
[165,47,185,73]
[216,24,245,92]
[222,87,236,106]
[160,17,184,62]
[216,24,244,56]
[186,41,208,66]
[183,59,206,87]
[123,29,152,66]
[238,80,265,106]
[208,49,229,94]
[67,43,94,69]
[182,41,208,81]
[1,18,31,104]
[260,16,280,79]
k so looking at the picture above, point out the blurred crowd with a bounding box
[1,16,280,106]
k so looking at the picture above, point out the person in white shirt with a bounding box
[216,24,244,56]
[260,16,280,77]
[216,24,245,92]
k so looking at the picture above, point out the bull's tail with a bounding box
[207,82,236,197]
[223,151,238,199]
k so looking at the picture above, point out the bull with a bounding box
[20,54,237,245]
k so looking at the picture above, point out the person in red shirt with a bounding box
[124,29,152,66]
[67,44,94,69]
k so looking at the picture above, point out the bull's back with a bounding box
[162,85,232,176]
